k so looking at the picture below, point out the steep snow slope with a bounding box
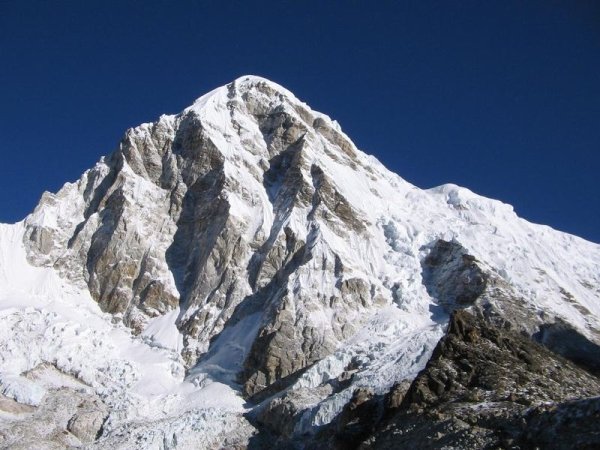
[1,75,599,448]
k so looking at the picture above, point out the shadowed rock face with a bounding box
[534,319,600,375]
[421,239,488,311]
[520,397,600,450]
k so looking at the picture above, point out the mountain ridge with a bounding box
[1,75,599,448]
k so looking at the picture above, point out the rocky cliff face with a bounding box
[3,76,600,448]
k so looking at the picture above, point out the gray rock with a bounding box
[421,239,488,310]
[67,400,107,443]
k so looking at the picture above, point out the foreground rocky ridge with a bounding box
[359,310,600,450]
[1,76,599,448]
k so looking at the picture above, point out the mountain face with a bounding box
[1,76,599,448]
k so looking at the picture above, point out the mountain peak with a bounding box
[2,78,600,448]
[185,75,302,116]
[231,74,291,90]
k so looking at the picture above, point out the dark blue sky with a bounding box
[1,1,599,242]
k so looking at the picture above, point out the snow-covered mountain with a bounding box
[1,76,599,449]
